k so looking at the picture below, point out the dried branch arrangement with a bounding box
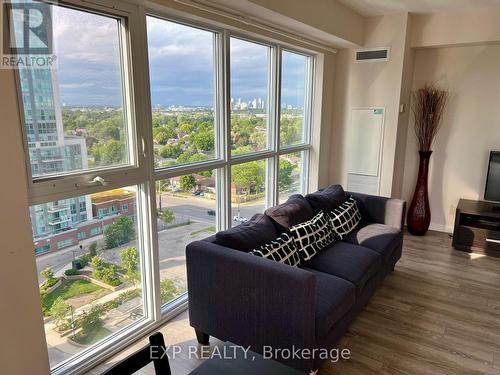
[411,84,449,151]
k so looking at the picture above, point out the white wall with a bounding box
[402,44,500,232]
[330,13,411,197]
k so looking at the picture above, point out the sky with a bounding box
[51,7,307,107]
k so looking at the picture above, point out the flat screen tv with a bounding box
[485,151,500,202]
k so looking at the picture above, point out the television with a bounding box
[485,151,500,202]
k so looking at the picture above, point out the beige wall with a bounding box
[412,6,500,48]
[402,44,500,232]
[0,69,51,374]
[330,13,411,197]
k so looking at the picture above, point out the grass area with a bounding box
[72,323,111,346]
[190,226,216,237]
[43,280,104,312]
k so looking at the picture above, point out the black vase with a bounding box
[407,151,432,236]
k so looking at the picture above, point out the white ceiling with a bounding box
[338,0,500,16]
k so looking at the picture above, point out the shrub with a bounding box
[65,269,80,276]
[79,253,92,267]
[89,242,98,257]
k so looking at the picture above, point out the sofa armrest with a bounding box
[186,240,316,352]
[348,192,406,230]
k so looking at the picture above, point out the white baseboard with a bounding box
[429,222,453,234]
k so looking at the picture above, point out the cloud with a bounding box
[50,7,307,107]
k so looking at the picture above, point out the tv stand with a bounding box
[453,199,500,257]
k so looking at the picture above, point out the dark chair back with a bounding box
[101,332,171,375]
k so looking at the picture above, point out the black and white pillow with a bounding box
[328,196,361,240]
[249,232,301,267]
[289,211,335,262]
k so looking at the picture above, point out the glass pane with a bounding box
[230,38,270,154]
[147,17,216,168]
[279,151,306,203]
[280,51,309,147]
[231,160,267,225]
[155,170,217,305]
[14,3,131,178]
[32,187,143,369]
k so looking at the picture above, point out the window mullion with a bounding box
[271,46,282,206]
[222,31,232,229]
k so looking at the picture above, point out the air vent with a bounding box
[355,48,390,62]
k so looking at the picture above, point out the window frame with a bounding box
[14,0,150,206]
[11,1,318,373]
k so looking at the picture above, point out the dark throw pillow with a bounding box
[305,184,347,214]
[328,196,362,240]
[289,211,335,262]
[216,214,277,251]
[265,194,314,231]
[249,232,301,267]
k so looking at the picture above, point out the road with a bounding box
[35,194,266,282]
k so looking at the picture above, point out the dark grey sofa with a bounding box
[186,191,406,371]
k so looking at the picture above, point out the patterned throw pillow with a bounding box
[289,211,335,262]
[328,196,362,240]
[249,232,301,267]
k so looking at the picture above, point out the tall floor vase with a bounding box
[407,151,432,236]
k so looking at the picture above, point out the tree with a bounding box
[89,242,97,257]
[160,144,182,159]
[179,123,194,136]
[80,304,104,335]
[231,160,265,194]
[104,216,135,249]
[41,267,55,283]
[179,175,196,192]
[91,140,125,166]
[279,159,294,190]
[91,256,103,271]
[193,131,214,152]
[50,297,71,329]
[160,208,175,224]
[121,247,139,283]
[160,279,179,305]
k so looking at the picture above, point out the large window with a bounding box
[13,3,315,373]
[147,17,217,168]
[15,4,133,179]
[231,160,267,223]
[33,188,144,368]
[230,38,270,154]
[155,170,217,305]
[280,50,311,147]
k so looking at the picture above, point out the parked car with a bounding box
[207,209,216,216]
[233,215,249,223]
[192,191,202,196]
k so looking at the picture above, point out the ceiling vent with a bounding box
[355,48,390,62]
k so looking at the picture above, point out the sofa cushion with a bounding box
[303,268,355,338]
[249,232,301,267]
[303,241,382,296]
[344,223,402,263]
[327,196,362,240]
[265,194,314,231]
[305,184,347,214]
[215,214,277,251]
[289,211,335,262]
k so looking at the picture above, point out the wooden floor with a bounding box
[88,231,500,374]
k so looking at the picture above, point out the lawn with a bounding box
[43,279,104,312]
